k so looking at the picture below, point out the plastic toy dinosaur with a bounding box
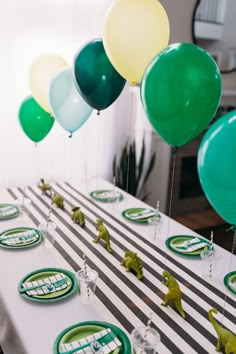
[93,219,112,252]
[71,206,85,227]
[121,250,143,280]
[208,308,236,354]
[39,178,52,196]
[161,271,185,319]
[51,192,64,209]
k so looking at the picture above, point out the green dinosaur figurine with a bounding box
[208,308,236,354]
[39,178,52,196]
[121,250,143,280]
[161,271,185,319]
[71,206,85,227]
[93,219,112,252]
[51,193,64,209]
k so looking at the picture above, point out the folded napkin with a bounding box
[176,241,208,253]
[21,273,70,296]
[0,205,17,217]
[60,328,122,354]
[0,230,38,246]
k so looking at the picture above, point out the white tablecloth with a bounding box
[0,178,235,354]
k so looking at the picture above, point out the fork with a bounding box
[60,331,116,354]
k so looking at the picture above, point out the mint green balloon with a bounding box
[198,110,236,226]
[141,43,222,147]
[49,68,93,136]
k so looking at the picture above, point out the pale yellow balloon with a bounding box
[103,0,170,85]
[29,54,68,113]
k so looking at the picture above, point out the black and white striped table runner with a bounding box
[7,182,236,354]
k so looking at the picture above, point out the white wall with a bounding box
[0,0,132,188]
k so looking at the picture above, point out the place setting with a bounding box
[0,203,20,220]
[121,201,161,225]
[224,270,236,295]
[0,226,43,249]
[18,267,79,303]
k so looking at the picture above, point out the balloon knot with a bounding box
[97,111,100,116]
[131,82,136,87]
[35,143,37,147]
[69,133,72,138]
[172,146,178,155]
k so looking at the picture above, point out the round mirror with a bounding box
[192,0,236,73]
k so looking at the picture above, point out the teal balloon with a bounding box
[49,68,93,135]
[141,43,222,147]
[198,111,236,226]
[73,38,126,112]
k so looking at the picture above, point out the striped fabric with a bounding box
[6,182,236,354]
[22,272,70,297]
[60,328,121,353]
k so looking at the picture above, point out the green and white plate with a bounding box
[90,190,123,203]
[18,267,79,303]
[166,235,211,257]
[224,271,236,295]
[0,204,19,220]
[0,227,43,249]
[53,321,131,354]
[121,207,159,224]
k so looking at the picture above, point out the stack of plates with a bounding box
[18,267,79,303]
[0,227,43,249]
[53,321,131,354]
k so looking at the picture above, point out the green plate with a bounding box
[18,267,79,303]
[121,207,159,224]
[0,227,43,249]
[166,235,211,257]
[90,190,123,203]
[0,204,19,220]
[53,321,131,354]
[224,271,236,295]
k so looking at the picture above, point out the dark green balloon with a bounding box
[73,38,126,112]
[141,43,222,147]
[19,96,54,143]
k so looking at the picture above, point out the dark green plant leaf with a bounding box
[143,153,156,185]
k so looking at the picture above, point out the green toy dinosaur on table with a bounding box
[121,250,143,280]
[161,271,185,319]
[39,179,52,196]
[208,308,236,354]
[71,206,85,228]
[93,219,112,252]
[51,192,64,209]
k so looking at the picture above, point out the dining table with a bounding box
[0,178,235,354]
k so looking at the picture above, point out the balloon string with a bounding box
[220,230,236,326]
[125,86,134,210]
[164,148,177,270]
[95,112,100,212]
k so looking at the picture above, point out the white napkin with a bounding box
[21,273,70,296]
[60,328,122,354]
[0,230,38,246]
[94,191,120,199]
[0,205,17,217]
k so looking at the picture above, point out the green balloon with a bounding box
[73,38,126,112]
[198,110,236,226]
[141,43,222,147]
[19,96,54,143]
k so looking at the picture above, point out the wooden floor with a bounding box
[174,208,225,230]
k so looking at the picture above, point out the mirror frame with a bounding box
[192,0,236,74]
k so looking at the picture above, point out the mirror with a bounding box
[192,0,236,73]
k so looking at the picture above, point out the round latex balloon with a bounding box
[73,38,126,112]
[103,0,170,84]
[141,43,222,147]
[18,96,54,143]
[49,68,93,136]
[198,111,236,226]
[29,54,68,113]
